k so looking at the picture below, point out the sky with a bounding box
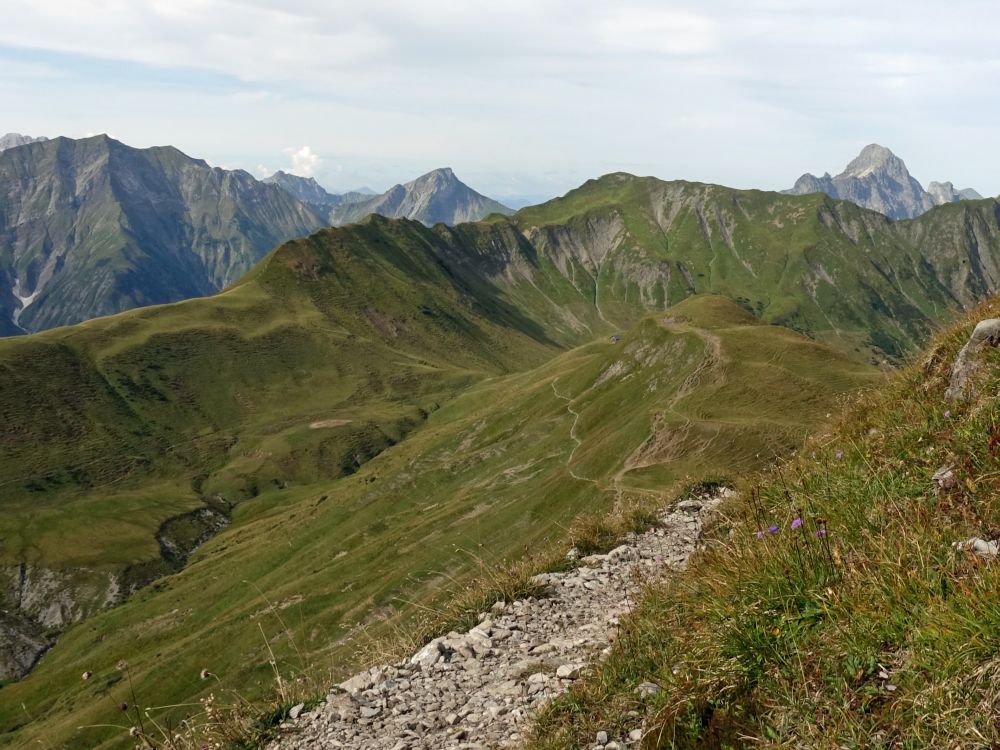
[1,0,998,202]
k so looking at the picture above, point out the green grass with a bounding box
[529,297,1000,749]
[8,175,996,748]
[0,295,876,749]
[504,174,1000,363]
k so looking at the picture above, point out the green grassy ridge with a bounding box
[529,296,1000,749]
[504,173,1000,361]
[0,297,876,749]
[0,219,566,572]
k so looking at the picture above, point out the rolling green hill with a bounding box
[0,215,560,683]
[488,174,1000,361]
[0,286,876,747]
[529,293,1000,750]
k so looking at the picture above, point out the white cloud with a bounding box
[284,146,320,178]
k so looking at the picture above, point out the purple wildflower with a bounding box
[835,450,844,461]
[768,524,779,534]
[756,530,765,540]
[791,517,803,530]
[815,528,827,538]
[944,410,952,419]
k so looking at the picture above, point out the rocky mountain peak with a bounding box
[409,167,459,188]
[927,180,984,205]
[786,144,982,220]
[264,169,342,206]
[840,143,906,180]
[0,133,48,152]
[328,167,513,227]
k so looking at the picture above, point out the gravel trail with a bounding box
[270,488,729,750]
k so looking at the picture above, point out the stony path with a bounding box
[270,489,729,750]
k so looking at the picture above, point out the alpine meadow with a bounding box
[4,3,1000,749]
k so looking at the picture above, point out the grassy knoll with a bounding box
[530,297,1000,749]
[0,296,876,749]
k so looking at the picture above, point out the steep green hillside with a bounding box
[0,135,323,333]
[479,174,1000,361]
[0,295,876,749]
[531,297,1000,748]
[0,215,559,683]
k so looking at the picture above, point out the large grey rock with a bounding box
[0,564,120,681]
[955,537,1000,557]
[945,318,1000,401]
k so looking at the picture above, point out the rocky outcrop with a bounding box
[945,318,1000,400]
[787,144,982,220]
[0,564,119,680]
[270,488,730,750]
[0,503,232,681]
[0,133,47,151]
[265,170,339,206]
[329,168,513,227]
[927,181,983,206]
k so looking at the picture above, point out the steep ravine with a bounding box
[0,412,425,683]
[0,503,225,682]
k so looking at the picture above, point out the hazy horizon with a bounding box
[3,1,998,200]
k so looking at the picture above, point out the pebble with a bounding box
[269,490,729,750]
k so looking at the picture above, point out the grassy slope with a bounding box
[0,296,877,749]
[531,297,1000,749]
[501,175,1000,361]
[0,216,559,574]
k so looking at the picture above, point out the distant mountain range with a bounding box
[786,144,983,219]
[0,135,515,334]
[262,170,374,208]
[1,133,993,337]
[326,167,514,226]
[0,135,324,334]
[0,132,47,151]
[264,166,514,226]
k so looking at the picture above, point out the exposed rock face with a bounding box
[944,318,1000,400]
[927,181,983,206]
[264,170,339,205]
[787,144,982,219]
[0,503,232,681]
[270,488,730,750]
[0,135,324,334]
[0,565,119,680]
[0,133,47,151]
[329,168,513,227]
